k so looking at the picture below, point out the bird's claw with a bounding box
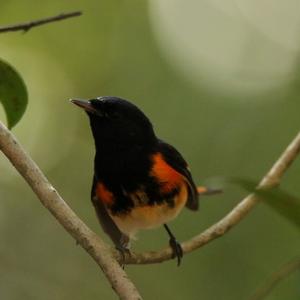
[116,245,131,268]
[169,237,183,266]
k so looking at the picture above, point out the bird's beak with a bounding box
[70,99,96,114]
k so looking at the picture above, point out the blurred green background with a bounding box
[0,1,299,299]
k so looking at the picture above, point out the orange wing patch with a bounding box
[96,182,114,205]
[151,153,183,193]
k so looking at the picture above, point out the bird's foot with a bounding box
[116,244,131,268]
[169,236,183,266]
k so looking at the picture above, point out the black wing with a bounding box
[157,139,199,210]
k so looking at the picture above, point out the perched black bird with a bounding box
[71,96,214,265]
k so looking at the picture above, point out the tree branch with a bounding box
[0,121,142,300]
[0,11,82,33]
[1,118,299,298]
[249,257,300,300]
[119,131,300,264]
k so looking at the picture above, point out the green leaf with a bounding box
[0,59,28,129]
[234,178,300,229]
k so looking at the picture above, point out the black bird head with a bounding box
[71,96,156,151]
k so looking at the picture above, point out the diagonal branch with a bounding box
[0,11,82,34]
[0,121,141,300]
[119,131,300,264]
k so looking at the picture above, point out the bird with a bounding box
[71,96,217,265]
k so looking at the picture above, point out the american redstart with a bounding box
[71,96,219,265]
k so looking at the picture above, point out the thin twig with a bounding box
[0,11,82,34]
[0,121,142,300]
[119,131,300,264]
[249,257,300,300]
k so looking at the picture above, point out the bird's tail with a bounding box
[197,186,222,196]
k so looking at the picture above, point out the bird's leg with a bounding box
[163,224,183,266]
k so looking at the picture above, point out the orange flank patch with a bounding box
[96,182,114,205]
[151,153,183,193]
